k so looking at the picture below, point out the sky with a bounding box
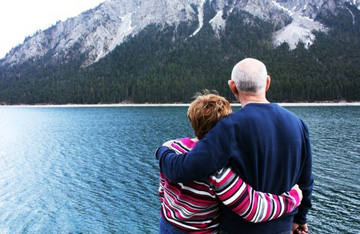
[0,0,106,59]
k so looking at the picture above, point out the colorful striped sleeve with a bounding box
[158,138,193,204]
[159,172,165,203]
[208,166,301,223]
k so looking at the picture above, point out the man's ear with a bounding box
[265,76,271,91]
[228,80,239,97]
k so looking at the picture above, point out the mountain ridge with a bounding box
[2,0,358,67]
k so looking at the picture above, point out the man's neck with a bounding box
[238,93,269,107]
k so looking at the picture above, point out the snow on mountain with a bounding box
[190,0,206,37]
[273,11,327,49]
[1,0,358,67]
[271,0,360,49]
[272,1,328,49]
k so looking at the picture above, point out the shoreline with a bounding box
[1,102,360,107]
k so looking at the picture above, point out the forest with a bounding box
[0,5,359,104]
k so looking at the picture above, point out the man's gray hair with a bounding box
[231,59,268,93]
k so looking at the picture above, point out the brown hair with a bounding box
[187,90,232,140]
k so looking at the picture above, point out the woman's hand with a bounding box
[162,140,174,148]
[291,184,303,203]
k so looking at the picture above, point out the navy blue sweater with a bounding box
[156,103,313,233]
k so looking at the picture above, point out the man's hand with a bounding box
[291,184,303,203]
[162,140,174,148]
[291,223,308,234]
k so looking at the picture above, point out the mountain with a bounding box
[0,0,359,104]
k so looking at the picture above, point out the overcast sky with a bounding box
[0,0,106,59]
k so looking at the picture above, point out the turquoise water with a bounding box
[0,106,359,233]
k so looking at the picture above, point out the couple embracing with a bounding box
[156,58,313,234]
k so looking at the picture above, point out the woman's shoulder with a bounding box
[171,137,197,153]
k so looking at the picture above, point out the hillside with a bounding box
[0,0,359,104]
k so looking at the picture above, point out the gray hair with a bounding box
[231,58,268,93]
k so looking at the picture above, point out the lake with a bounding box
[0,106,359,233]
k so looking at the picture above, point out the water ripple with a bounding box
[0,106,359,233]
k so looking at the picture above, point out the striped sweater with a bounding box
[158,137,301,233]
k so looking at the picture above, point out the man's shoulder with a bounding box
[231,103,305,128]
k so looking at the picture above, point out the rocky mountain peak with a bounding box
[0,0,358,67]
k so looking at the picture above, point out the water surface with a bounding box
[0,106,359,233]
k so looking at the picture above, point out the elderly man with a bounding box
[156,58,313,234]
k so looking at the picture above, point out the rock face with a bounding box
[1,0,358,67]
[271,0,359,49]
[1,0,201,67]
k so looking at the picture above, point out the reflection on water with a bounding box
[0,106,359,233]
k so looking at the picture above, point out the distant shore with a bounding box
[1,102,360,107]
